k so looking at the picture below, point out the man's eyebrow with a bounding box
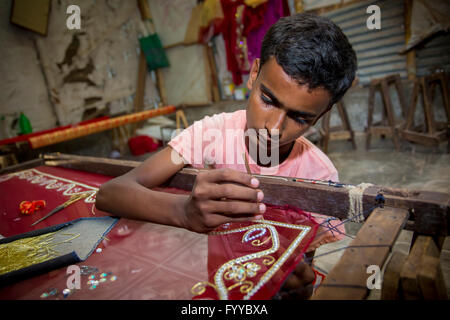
[260,83,281,107]
[260,83,317,118]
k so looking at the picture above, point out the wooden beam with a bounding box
[166,168,449,236]
[400,235,440,299]
[381,251,408,299]
[311,207,409,300]
[4,153,448,235]
[418,255,448,299]
[0,158,45,175]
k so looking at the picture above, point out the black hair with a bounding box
[260,13,357,106]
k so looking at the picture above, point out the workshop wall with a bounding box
[0,0,161,138]
[0,0,57,137]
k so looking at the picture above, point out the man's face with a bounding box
[246,57,331,153]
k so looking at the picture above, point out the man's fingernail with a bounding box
[251,178,259,187]
[259,203,266,213]
[257,191,264,201]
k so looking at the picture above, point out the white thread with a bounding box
[345,183,373,223]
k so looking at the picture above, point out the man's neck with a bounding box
[245,136,295,167]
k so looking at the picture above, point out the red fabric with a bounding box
[1,167,319,300]
[192,204,318,300]
[0,166,110,237]
[128,135,161,156]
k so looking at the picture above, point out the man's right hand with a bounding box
[182,168,266,233]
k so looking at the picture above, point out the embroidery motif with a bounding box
[8,169,98,203]
[194,220,311,300]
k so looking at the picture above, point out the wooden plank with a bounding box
[381,251,408,300]
[329,131,351,140]
[401,130,446,146]
[418,255,448,299]
[440,236,450,298]
[400,235,440,299]
[0,158,45,175]
[311,207,409,300]
[32,153,450,236]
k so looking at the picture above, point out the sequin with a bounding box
[62,288,71,298]
[110,275,117,281]
[100,272,108,278]
[80,265,98,275]
[48,288,58,296]
[89,285,97,290]
[40,292,49,298]
[100,278,107,283]
[89,274,95,280]
[96,248,102,253]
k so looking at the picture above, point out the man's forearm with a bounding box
[96,177,189,228]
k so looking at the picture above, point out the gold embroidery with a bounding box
[0,231,81,275]
[261,255,275,266]
[11,169,98,203]
[193,221,311,300]
[191,281,218,296]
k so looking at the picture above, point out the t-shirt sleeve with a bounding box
[168,113,226,168]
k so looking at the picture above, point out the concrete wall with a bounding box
[0,0,57,137]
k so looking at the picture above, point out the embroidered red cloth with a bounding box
[191,205,318,300]
[1,166,320,300]
[0,166,110,237]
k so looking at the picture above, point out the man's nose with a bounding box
[265,109,286,138]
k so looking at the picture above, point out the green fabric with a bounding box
[19,113,32,134]
[139,34,170,71]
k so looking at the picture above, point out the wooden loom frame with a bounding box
[1,153,449,300]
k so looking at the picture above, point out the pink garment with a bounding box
[245,0,287,69]
[168,110,345,245]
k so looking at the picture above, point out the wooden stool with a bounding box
[319,101,357,153]
[401,72,450,151]
[366,74,408,151]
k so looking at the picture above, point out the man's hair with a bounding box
[260,13,357,106]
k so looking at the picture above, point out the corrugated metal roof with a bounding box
[416,32,450,77]
[322,0,407,85]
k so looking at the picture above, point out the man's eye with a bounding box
[260,95,273,106]
[293,117,308,125]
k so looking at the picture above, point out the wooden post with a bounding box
[137,0,167,106]
[366,75,407,151]
[131,50,148,134]
[382,251,408,299]
[320,101,357,153]
[294,0,303,13]
[400,235,440,299]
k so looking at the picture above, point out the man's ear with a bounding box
[247,58,260,91]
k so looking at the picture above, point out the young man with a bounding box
[96,13,356,297]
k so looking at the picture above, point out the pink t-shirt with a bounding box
[169,110,345,246]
